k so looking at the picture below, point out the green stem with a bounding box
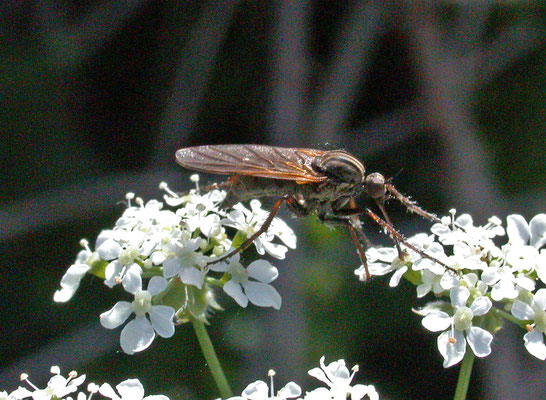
[192,318,233,399]
[453,347,475,400]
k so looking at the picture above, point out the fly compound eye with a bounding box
[312,151,365,184]
[364,172,386,200]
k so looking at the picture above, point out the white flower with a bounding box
[99,378,169,400]
[511,288,546,360]
[227,379,301,400]
[432,212,504,246]
[100,277,175,354]
[115,198,178,235]
[210,253,282,309]
[10,367,87,400]
[176,190,226,238]
[504,214,546,281]
[357,246,409,286]
[506,214,546,249]
[161,235,209,288]
[92,197,186,289]
[103,246,144,291]
[0,391,21,400]
[431,212,473,244]
[481,264,534,301]
[357,233,447,287]
[54,246,92,303]
[181,207,222,238]
[304,357,378,400]
[95,230,144,291]
[416,269,458,298]
[421,286,493,367]
[221,200,296,259]
[431,212,504,271]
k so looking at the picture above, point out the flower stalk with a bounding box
[192,318,233,399]
[453,346,475,400]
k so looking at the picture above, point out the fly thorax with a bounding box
[312,150,365,184]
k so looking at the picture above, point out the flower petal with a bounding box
[120,317,155,354]
[104,261,123,288]
[100,302,133,329]
[244,281,282,309]
[506,215,530,246]
[277,382,302,398]
[116,379,145,400]
[99,383,121,400]
[257,239,288,259]
[514,275,536,292]
[241,380,268,398]
[247,260,278,283]
[122,264,143,294]
[307,366,330,387]
[470,296,492,316]
[97,238,122,260]
[149,306,175,338]
[523,329,546,360]
[53,262,91,302]
[490,278,519,301]
[147,276,168,296]
[162,258,181,279]
[467,326,493,357]
[352,385,379,400]
[511,300,535,320]
[529,214,546,248]
[366,247,397,263]
[422,311,451,332]
[224,281,248,308]
[450,286,470,308]
[180,266,205,289]
[438,330,466,368]
[534,288,546,310]
[389,266,407,287]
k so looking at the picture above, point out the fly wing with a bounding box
[176,144,327,183]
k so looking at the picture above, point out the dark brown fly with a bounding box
[176,144,445,280]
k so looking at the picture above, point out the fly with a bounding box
[176,144,447,280]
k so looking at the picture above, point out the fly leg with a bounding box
[330,198,455,277]
[366,173,444,260]
[317,199,372,281]
[374,199,404,258]
[347,215,371,281]
[364,208,456,274]
[207,196,287,266]
[384,182,441,223]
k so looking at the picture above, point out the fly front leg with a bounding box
[364,208,456,274]
[384,182,441,223]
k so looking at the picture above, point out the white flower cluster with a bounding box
[1,358,376,400]
[225,357,378,400]
[54,178,296,354]
[355,211,546,367]
[1,367,167,400]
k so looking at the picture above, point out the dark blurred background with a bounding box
[1,1,544,399]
